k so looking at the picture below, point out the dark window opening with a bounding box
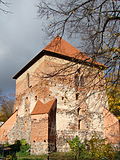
[44,140,46,142]
[48,146,50,151]
[77,108,80,115]
[76,93,79,100]
[62,97,64,100]
[35,96,37,100]
[77,68,80,73]
[78,120,81,130]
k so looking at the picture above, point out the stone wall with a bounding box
[12,54,113,154]
[0,112,17,144]
[8,96,31,144]
[8,115,31,144]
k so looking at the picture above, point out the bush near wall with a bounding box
[67,134,118,160]
[0,137,119,160]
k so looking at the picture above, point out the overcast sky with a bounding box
[0,0,50,95]
[0,0,81,96]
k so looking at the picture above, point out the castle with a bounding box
[0,37,119,154]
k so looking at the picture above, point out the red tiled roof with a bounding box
[31,99,56,115]
[0,111,17,142]
[13,36,105,79]
[44,36,104,67]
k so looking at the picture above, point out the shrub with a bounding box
[68,134,116,160]
[5,152,17,160]
[16,139,30,157]
[68,136,86,160]
[114,151,120,160]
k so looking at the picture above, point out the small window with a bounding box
[27,73,32,88]
[77,68,80,73]
[78,120,81,130]
[62,97,64,100]
[27,73,30,88]
[35,96,37,100]
[77,108,80,115]
[76,93,79,100]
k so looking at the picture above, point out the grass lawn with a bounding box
[17,154,46,160]
[16,152,75,160]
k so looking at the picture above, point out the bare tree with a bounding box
[37,0,120,89]
[0,90,14,122]
[0,0,11,13]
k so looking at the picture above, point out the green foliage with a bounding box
[5,153,17,160]
[85,134,114,160]
[107,86,120,119]
[68,136,86,159]
[106,75,120,119]
[17,158,44,160]
[68,134,116,160]
[16,139,30,157]
[16,154,46,160]
[48,152,74,160]
[114,151,120,160]
[20,139,27,146]
[4,142,10,147]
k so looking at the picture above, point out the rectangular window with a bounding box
[27,73,32,88]
[78,120,81,130]
[77,108,80,115]
[76,93,79,100]
[27,73,30,88]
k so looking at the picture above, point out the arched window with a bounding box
[78,119,87,130]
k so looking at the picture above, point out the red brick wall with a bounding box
[103,108,120,145]
[31,114,48,142]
